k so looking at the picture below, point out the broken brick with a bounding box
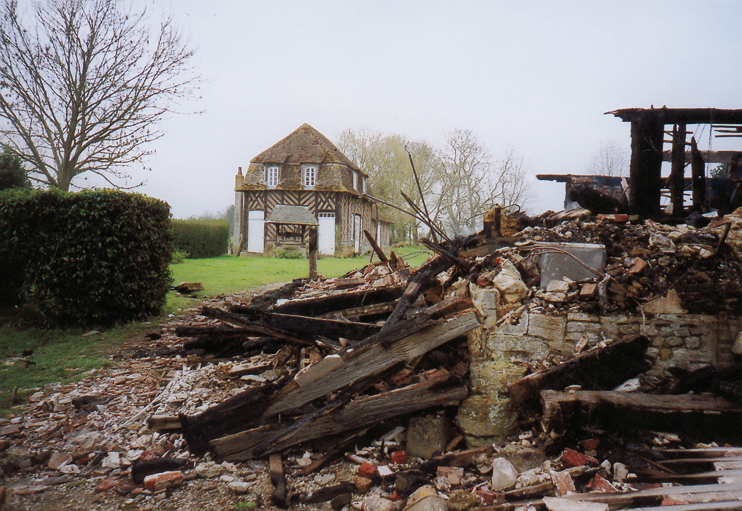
[551,470,575,496]
[358,462,378,479]
[561,448,598,468]
[94,478,121,493]
[390,450,408,464]
[580,438,600,451]
[143,471,184,492]
[627,257,649,275]
[587,473,618,493]
[474,488,498,505]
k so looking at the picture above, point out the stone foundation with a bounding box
[457,306,742,446]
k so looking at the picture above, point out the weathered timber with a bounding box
[560,482,742,507]
[364,229,389,263]
[147,415,182,431]
[212,374,469,461]
[175,325,251,337]
[507,334,650,410]
[260,312,381,341]
[542,390,742,437]
[255,284,406,317]
[568,184,629,214]
[381,255,453,332]
[298,482,357,505]
[330,300,398,321]
[294,429,370,476]
[419,238,473,272]
[180,311,479,455]
[179,380,286,455]
[670,123,687,216]
[269,453,286,507]
[331,277,366,289]
[692,136,706,210]
[417,445,494,473]
[227,360,272,378]
[261,311,479,419]
[245,279,307,312]
[201,306,315,345]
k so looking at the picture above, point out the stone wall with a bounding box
[456,304,742,446]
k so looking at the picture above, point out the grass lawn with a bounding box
[0,245,431,416]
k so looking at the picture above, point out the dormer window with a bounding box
[302,164,317,188]
[266,165,280,188]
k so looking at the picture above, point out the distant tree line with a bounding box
[338,128,532,242]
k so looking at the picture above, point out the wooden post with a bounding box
[670,123,687,216]
[308,226,318,279]
[691,136,706,211]
[629,110,665,217]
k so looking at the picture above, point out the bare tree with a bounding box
[435,129,493,235]
[489,147,532,212]
[0,0,199,190]
[588,140,628,177]
[338,128,440,242]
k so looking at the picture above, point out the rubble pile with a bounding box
[2,213,742,510]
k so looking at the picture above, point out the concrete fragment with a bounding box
[406,416,450,459]
[405,496,447,511]
[406,485,438,508]
[364,495,396,511]
[447,490,481,511]
[537,242,606,285]
[228,481,251,493]
[643,289,687,314]
[353,475,373,492]
[491,457,518,491]
[493,261,529,303]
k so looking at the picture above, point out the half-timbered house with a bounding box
[233,124,390,256]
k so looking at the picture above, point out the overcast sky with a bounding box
[133,0,742,219]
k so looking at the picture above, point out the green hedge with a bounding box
[171,219,229,259]
[0,188,172,327]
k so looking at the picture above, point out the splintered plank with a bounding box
[262,310,479,419]
[212,374,469,461]
[508,334,650,411]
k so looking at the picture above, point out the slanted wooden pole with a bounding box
[308,226,318,279]
[691,136,706,211]
[670,123,687,216]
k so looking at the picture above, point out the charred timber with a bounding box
[507,334,650,411]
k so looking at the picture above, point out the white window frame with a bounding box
[302,164,317,188]
[353,171,359,191]
[266,165,280,188]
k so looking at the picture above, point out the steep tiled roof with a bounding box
[251,123,363,174]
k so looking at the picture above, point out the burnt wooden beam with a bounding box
[256,284,406,317]
[212,374,469,461]
[201,306,315,346]
[179,311,479,455]
[609,107,742,125]
[541,390,742,437]
[364,229,389,263]
[507,334,650,411]
[629,110,665,218]
[670,123,687,216]
[262,310,479,419]
[692,136,707,211]
[260,312,381,341]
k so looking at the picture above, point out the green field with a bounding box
[0,246,431,415]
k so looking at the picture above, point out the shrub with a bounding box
[171,219,229,259]
[0,188,172,326]
[274,246,306,259]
